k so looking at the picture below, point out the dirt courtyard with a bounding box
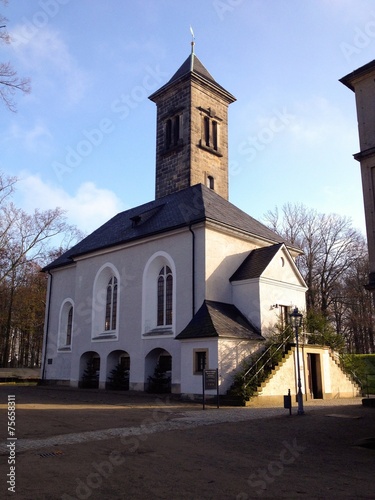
[0,385,374,499]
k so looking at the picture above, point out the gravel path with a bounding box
[1,397,363,454]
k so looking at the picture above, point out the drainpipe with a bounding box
[41,270,53,382]
[189,224,195,318]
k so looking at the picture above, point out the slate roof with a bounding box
[230,243,283,282]
[175,300,262,340]
[44,184,292,271]
[168,52,217,86]
[149,52,236,103]
[44,185,292,270]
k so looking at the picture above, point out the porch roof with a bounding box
[176,300,262,340]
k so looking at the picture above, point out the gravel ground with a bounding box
[0,386,374,499]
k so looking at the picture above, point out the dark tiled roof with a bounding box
[168,53,217,85]
[230,243,283,282]
[149,52,236,103]
[43,184,291,271]
[175,300,262,340]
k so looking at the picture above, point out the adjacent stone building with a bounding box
[341,60,375,293]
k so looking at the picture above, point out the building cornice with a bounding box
[353,146,375,162]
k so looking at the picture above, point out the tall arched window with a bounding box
[105,276,118,331]
[66,306,73,345]
[58,299,74,350]
[157,266,173,326]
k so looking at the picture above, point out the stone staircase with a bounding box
[223,342,363,407]
[222,340,294,406]
[244,347,295,406]
[327,349,363,395]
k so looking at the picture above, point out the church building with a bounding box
[42,45,353,400]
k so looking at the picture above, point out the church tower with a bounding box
[149,43,236,200]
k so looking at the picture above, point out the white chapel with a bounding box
[42,46,356,401]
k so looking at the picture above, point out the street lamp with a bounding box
[289,307,304,415]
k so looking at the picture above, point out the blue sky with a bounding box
[1,0,374,237]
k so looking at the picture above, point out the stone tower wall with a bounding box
[154,81,191,200]
[190,80,229,200]
[153,74,232,200]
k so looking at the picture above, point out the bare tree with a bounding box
[0,170,17,204]
[0,2,31,111]
[337,255,375,353]
[263,203,375,353]
[0,202,68,285]
[0,172,83,366]
[264,203,365,317]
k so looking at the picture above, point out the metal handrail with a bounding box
[336,352,364,394]
[243,332,293,389]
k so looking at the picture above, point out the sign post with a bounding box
[202,369,219,410]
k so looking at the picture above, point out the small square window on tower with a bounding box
[206,175,215,190]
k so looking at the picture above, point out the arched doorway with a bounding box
[145,348,172,393]
[106,350,130,390]
[79,351,100,388]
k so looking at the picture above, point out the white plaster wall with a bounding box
[230,245,306,337]
[231,279,306,338]
[43,266,76,380]
[262,246,303,286]
[45,228,197,389]
[179,339,218,395]
[259,279,306,336]
[205,227,258,303]
[260,246,307,336]
[218,339,262,393]
[189,224,206,315]
[231,281,261,329]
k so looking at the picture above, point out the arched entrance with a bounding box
[106,350,130,390]
[145,348,172,393]
[79,351,100,388]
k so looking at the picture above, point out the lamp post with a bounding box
[289,307,304,415]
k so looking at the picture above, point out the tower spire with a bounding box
[149,44,236,200]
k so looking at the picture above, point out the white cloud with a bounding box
[4,121,53,154]
[10,26,89,104]
[16,174,125,234]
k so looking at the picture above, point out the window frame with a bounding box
[58,299,74,351]
[194,349,208,374]
[142,252,176,337]
[157,265,173,327]
[92,264,120,341]
[198,107,222,156]
[164,113,182,150]
[279,305,290,331]
[66,305,73,346]
[105,276,118,332]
